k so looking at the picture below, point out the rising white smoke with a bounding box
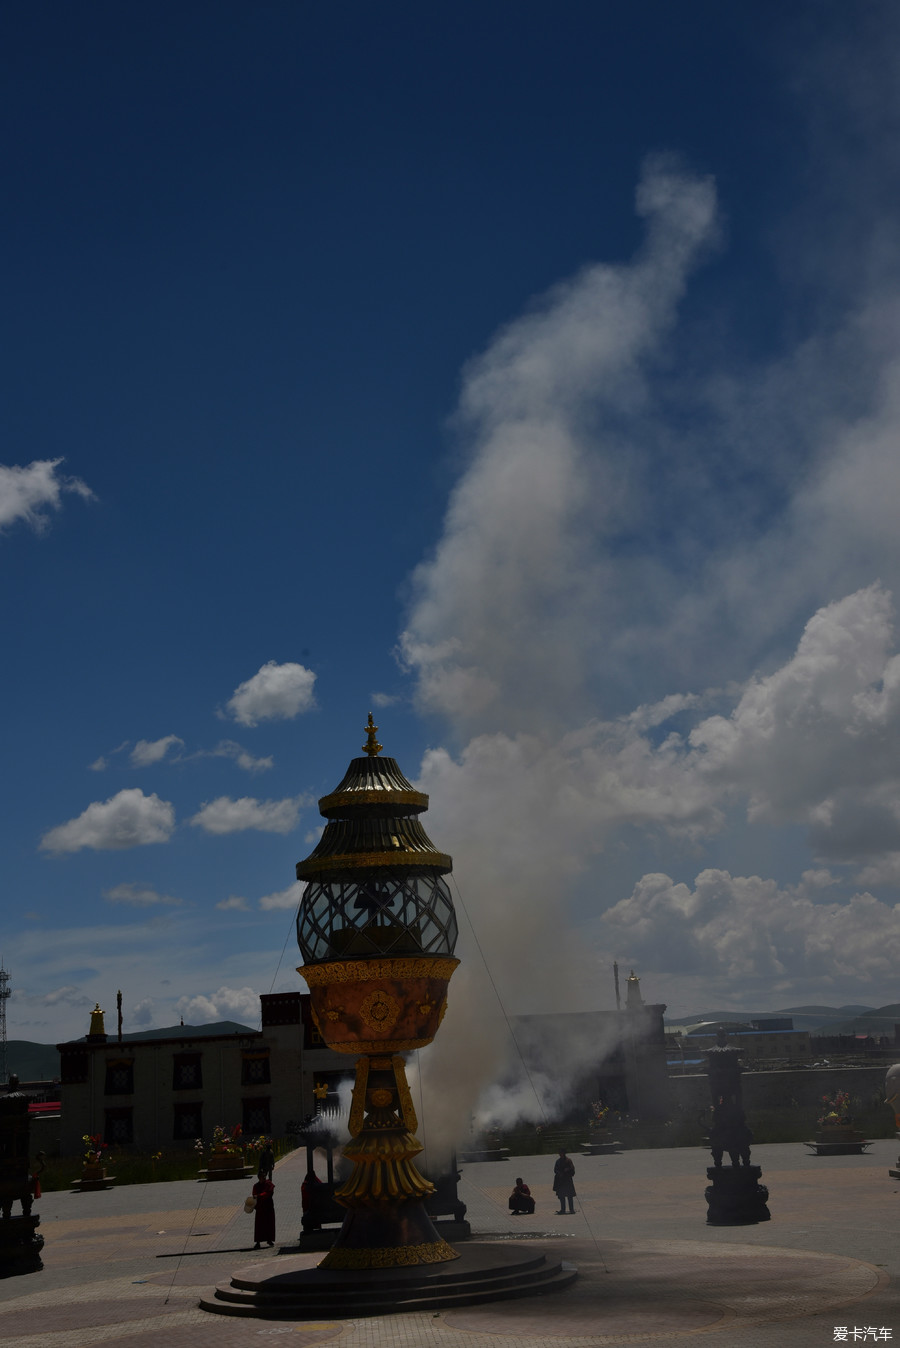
[405,159,720,1150]
[403,23,900,1145]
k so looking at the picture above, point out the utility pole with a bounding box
[0,963,10,1084]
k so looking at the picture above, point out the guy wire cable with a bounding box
[449,873,609,1270]
[448,874,552,1125]
[168,908,295,1293]
[265,907,298,1006]
[164,1164,211,1305]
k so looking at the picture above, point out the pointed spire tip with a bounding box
[363,711,383,756]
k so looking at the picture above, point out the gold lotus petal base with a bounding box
[336,1154,435,1205]
[320,1238,458,1270]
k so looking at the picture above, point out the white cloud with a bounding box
[40,789,176,853]
[597,867,900,996]
[224,661,316,727]
[685,585,900,859]
[89,741,129,772]
[34,985,93,1009]
[175,985,260,1026]
[130,735,184,767]
[104,882,182,907]
[216,895,250,911]
[207,740,274,773]
[371,692,401,708]
[258,881,305,911]
[130,998,155,1027]
[189,794,308,835]
[0,458,94,533]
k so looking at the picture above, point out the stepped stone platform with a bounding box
[197,1164,254,1182]
[71,1174,116,1192]
[805,1129,870,1156]
[199,1242,576,1318]
[581,1137,623,1155]
[704,1163,770,1225]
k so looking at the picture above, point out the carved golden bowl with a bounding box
[299,956,459,1053]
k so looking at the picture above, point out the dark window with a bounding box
[241,1053,271,1086]
[104,1107,133,1145]
[173,1101,203,1140]
[104,1060,134,1095]
[61,1050,89,1084]
[260,992,301,1027]
[242,1097,271,1135]
[173,1053,202,1090]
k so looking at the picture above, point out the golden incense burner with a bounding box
[296,715,459,1268]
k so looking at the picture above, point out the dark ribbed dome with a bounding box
[318,756,429,817]
[296,715,457,963]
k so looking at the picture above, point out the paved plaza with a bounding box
[1,1138,897,1347]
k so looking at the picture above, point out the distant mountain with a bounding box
[7,1020,258,1082]
[822,1005,900,1037]
[668,1005,876,1035]
[7,1042,60,1081]
[107,1020,257,1043]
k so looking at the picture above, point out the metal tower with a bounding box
[0,963,9,1084]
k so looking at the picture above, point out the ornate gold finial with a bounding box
[89,1003,106,1036]
[363,712,382,757]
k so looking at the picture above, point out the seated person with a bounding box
[508,1177,535,1214]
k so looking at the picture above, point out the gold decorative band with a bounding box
[297,849,452,877]
[299,957,460,985]
[314,1037,438,1054]
[319,1239,459,1269]
[319,789,429,811]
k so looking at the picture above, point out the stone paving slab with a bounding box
[0,1141,897,1346]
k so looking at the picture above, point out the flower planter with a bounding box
[804,1125,869,1156]
[581,1131,623,1156]
[198,1148,254,1182]
[73,1162,115,1192]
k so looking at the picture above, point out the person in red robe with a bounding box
[508,1177,535,1214]
[252,1173,276,1247]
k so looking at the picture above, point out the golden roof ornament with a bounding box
[625,969,644,1010]
[362,712,382,757]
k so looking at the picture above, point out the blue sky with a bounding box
[5,1,900,1050]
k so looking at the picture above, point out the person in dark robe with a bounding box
[257,1141,275,1180]
[252,1172,276,1247]
[301,1168,323,1231]
[508,1177,535,1214]
[553,1149,576,1214]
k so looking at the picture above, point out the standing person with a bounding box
[508,1177,535,1214]
[301,1168,323,1232]
[553,1149,576,1215]
[252,1171,276,1248]
[257,1139,275,1181]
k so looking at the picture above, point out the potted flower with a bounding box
[81,1133,108,1180]
[582,1101,622,1155]
[806,1090,869,1155]
[198,1124,253,1181]
[74,1133,114,1190]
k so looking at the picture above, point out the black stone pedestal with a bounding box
[0,1216,44,1277]
[705,1165,770,1225]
